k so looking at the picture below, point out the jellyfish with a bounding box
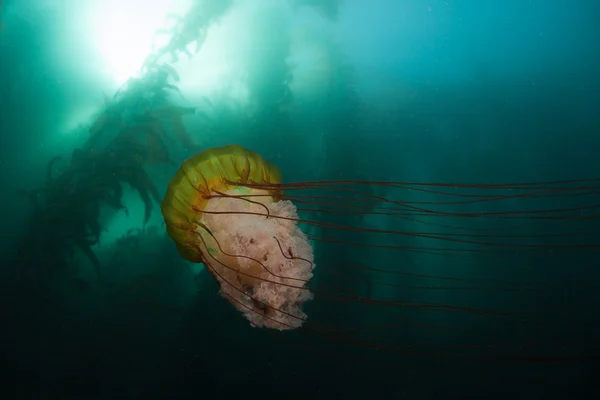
[161,144,315,330]
[162,144,600,371]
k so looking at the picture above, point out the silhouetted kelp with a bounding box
[143,0,232,67]
[12,1,236,282]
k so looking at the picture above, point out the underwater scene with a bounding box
[0,0,599,398]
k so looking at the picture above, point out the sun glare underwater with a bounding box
[1,0,600,398]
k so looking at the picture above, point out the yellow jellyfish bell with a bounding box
[162,145,314,330]
[161,144,282,262]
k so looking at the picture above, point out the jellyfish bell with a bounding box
[161,144,315,330]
